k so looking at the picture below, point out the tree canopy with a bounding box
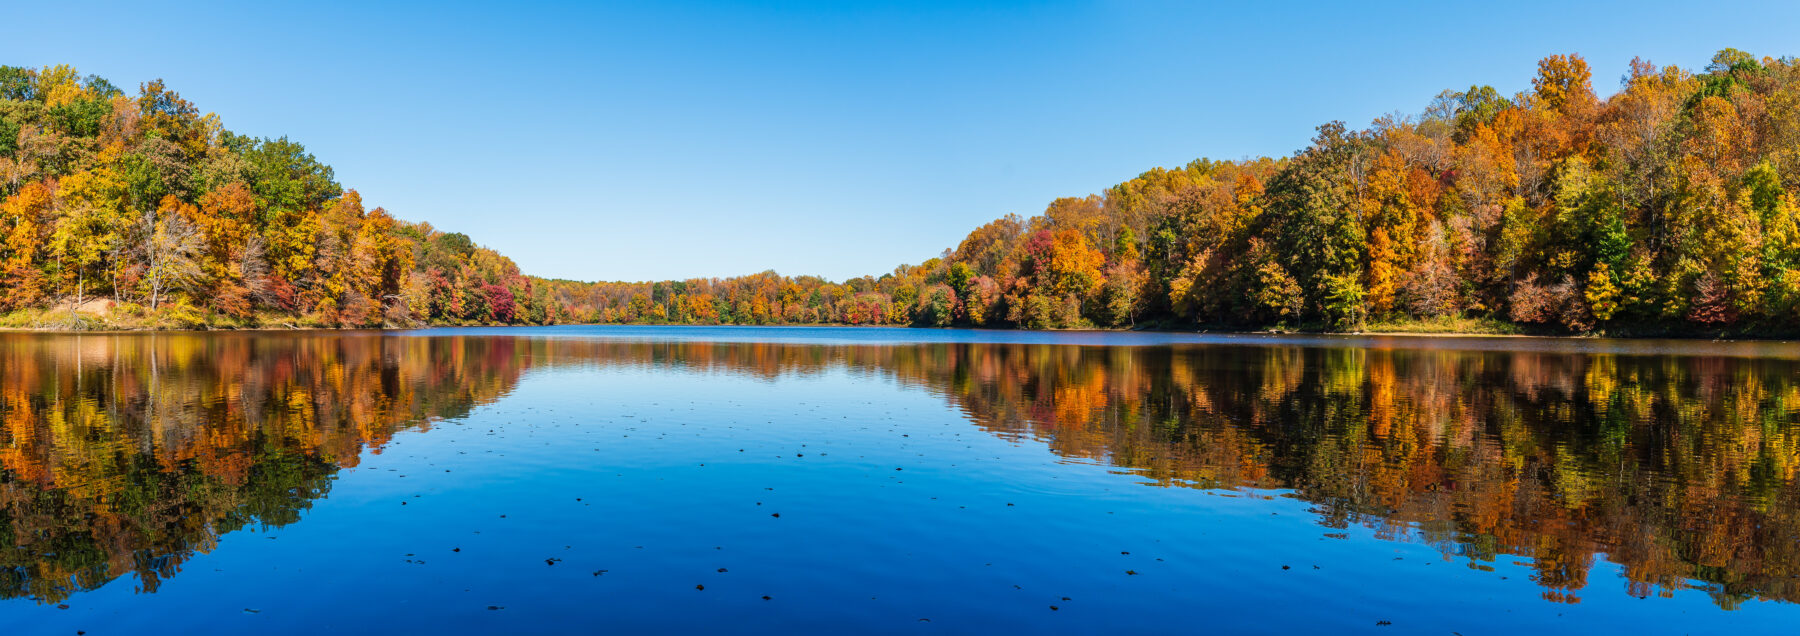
[8,51,1800,333]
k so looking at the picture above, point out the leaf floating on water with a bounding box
[487,606,504,611]
[696,584,705,590]
[1126,570,1138,575]
[243,608,260,614]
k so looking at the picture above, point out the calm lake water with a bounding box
[3,326,1799,633]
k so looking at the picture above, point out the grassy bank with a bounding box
[0,304,426,331]
[1358,315,1534,336]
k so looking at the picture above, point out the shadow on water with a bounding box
[2,331,1798,611]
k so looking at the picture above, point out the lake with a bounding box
[2,326,1798,633]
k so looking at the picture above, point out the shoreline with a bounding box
[2,322,1789,342]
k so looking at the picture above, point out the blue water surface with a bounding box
[1,327,1794,634]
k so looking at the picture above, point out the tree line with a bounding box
[7,49,1800,332]
[0,65,558,328]
[546,49,1800,334]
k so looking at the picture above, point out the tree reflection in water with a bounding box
[2,333,1796,609]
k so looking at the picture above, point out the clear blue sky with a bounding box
[4,1,1797,282]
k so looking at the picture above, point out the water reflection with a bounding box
[0,333,525,602]
[883,344,1800,609]
[2,333,1797,611]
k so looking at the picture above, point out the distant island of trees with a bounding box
[4,49,1798,334]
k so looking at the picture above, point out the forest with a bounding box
[545,48,1800,334]
[0,65,555,328]
[5,49,1800,332]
